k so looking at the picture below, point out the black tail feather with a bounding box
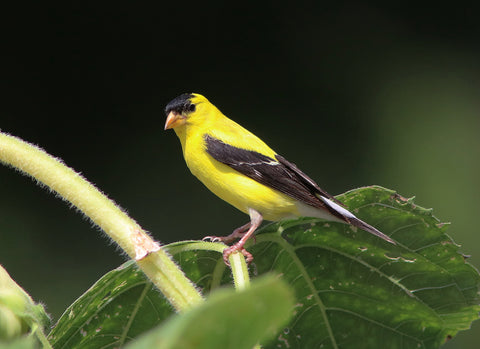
[348,217,396,244]
[317,194,396,244]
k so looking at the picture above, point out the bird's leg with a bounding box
[223,208,263,265]
[203,221,251,244]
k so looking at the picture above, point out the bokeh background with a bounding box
[1,1,479,347]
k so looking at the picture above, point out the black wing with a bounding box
[204,135,343,211]
[204,135,396,244]
[274,154,343,205]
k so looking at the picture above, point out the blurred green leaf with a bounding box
[0,336,38,349]
[48,186,480,349]
[0,265,50,345]
[125,275,294,349]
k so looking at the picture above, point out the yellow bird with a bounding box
[164,93,395,264]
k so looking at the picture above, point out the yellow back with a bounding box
[170,93,298,220]
[176,94,277,158]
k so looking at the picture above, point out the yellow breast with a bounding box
[195,153,297,220]
[176,127,299,221]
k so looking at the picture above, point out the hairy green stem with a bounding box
[166,241,252,292]
[34,326,53,349]
[0,132,202,311]
[229,252,251,291]
[227,252,258,348]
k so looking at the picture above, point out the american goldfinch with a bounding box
[164,93,395,264]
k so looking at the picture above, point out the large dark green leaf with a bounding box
[48,249,229,349]
[251,186,480,348]
[49,186,480,349]
[48,261,172,348]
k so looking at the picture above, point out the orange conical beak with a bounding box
[164,111,186,130]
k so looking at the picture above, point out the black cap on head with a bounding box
[165,93,196,115]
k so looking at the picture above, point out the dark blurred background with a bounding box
[1,1,479,347]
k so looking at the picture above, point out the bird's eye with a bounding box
[187,103,196,112]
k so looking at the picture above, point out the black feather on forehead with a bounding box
[165,93,195,115]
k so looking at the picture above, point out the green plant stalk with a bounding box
[166,241,252,292]
[230,253,263,349]
[228,251,261,349]
[34,325,53,349]
[229,252,251,291]
[0,132,203,311]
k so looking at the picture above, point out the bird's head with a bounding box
[164,93,212,130]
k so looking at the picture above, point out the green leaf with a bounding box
[47,261,172,348]
[0,265,50,344]
[250,186,480,348]
[48,245,236,348]
[49,186,480,349]
[0,336,38,349]
[125,275,294,349]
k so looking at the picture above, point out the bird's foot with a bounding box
[223,243,253,265]
[202,234,241,244]
[202,233,256,245]
[202,235,225,243]
[205,209,263,266]
[202,221,252,244]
